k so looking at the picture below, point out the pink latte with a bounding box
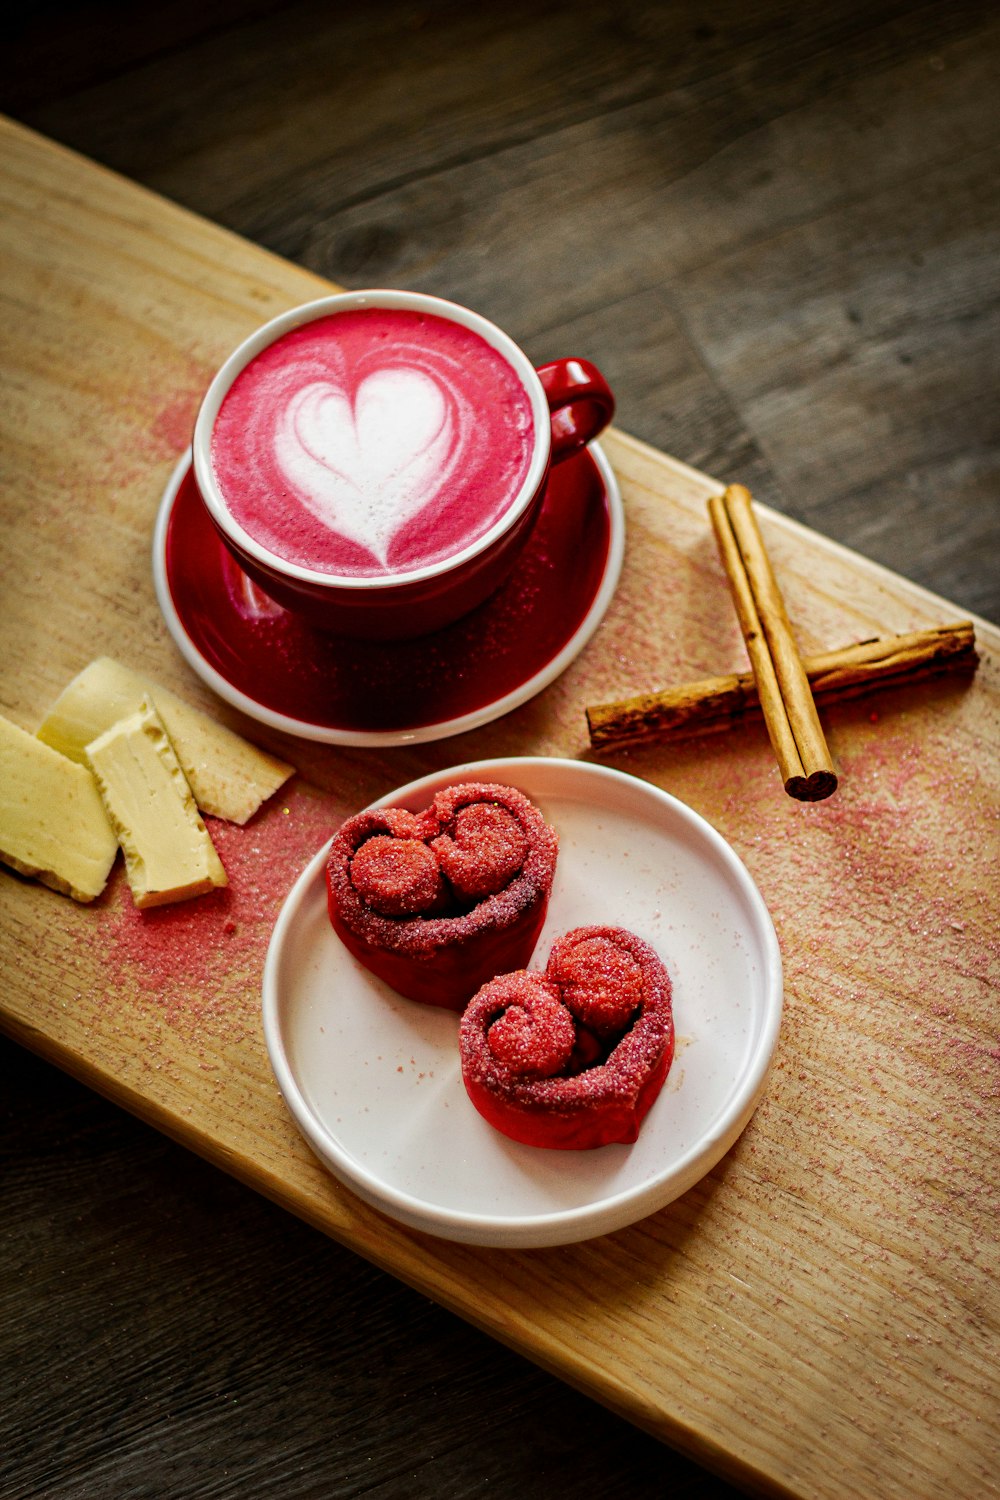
[210,309,535,578]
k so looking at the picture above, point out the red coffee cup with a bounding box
[192,289,614,639]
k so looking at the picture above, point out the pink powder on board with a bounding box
[675,705,1000,1289]
[94,780,335,1041]
[149,389,202,460]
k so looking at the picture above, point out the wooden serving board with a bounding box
[1,118,997,1500]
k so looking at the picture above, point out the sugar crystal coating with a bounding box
[349,834,445,917]
[549,933,643,1035]
[431,803,529,901]
[484,973,575,1078]
[325,781,558,1009]
[460,925,674,1149]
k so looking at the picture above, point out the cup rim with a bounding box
[191,289,553,593]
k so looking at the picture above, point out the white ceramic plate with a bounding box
[262,758,782,1247]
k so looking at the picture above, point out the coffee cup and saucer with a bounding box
[152,289,624,744]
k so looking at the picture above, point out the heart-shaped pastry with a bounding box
[325,782,558,1009]
[459,926,674,1149]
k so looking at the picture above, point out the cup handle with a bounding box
[535,358,615,464]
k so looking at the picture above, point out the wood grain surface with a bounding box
[3,6,998,1499]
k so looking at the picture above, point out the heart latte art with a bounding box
[211,310,535,578]
[275,368,456,565]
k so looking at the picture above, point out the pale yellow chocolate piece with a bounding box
[86,702,228,909]
[37,656,293,824]
[0,713,118,903]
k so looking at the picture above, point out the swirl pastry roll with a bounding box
[460,926,673,1149]
[325,782,558,1009]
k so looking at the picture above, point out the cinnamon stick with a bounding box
[586,622,978,752]
[708,485,837,800]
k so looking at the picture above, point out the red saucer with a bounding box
[153,445,622,744]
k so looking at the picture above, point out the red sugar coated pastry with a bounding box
[432,802,529,901]
[481,973,576,1078]
[349,836,446,917]
[325,782,558,1009]
[552,933,644,1037]
[460,925,674,1149]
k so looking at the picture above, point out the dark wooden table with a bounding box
[3,4,997,1497]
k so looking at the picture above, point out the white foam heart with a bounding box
[273,367,456,565]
